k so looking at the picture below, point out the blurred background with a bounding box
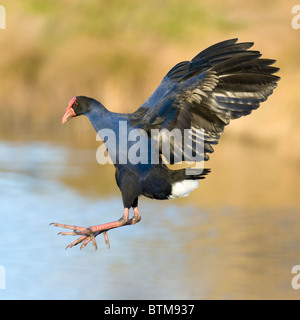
[0,0,300,299]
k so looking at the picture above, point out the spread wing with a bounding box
[130,38,280,164]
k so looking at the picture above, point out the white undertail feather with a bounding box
[169,180,199,199]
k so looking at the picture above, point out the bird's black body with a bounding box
[54,38,280,250]
[115,163,210,207]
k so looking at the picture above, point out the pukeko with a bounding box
[51,38,279,250]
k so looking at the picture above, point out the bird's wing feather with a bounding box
[131,39,280,163]
[138,38,255,110]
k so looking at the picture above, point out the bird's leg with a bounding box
[50,207,141,250]
[131,206,141,224]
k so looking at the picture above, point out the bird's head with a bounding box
[62,96,93,124]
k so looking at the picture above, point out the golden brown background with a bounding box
[0,0,299,299]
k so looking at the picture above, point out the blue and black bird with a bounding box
[51,39,280,250]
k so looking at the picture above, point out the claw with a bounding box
[80,236,95,250]
[50,207,141,251]
[103,231,110,249]
[57,231,78,236]
[50,222,109,250]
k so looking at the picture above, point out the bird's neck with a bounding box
[85,101,129,133]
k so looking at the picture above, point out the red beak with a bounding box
[62,107,76,124]
[62,97,77,124]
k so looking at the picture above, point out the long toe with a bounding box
[50,209,138,250]
[51,223,112,250]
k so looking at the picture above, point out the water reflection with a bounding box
[0,141,299,299]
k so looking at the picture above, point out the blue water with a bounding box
[0,141,204,299]
[0,141,299,300]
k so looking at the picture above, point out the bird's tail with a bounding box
[185,168,211,180]
[168,168,210,199]
[170,167,211,182]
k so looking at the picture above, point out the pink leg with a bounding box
[50,207,141,250]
